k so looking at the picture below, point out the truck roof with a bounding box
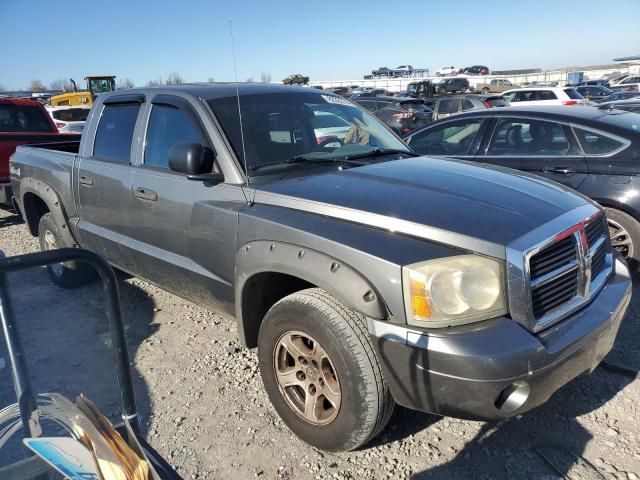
[99,83,326,101]
[0,97,44,107]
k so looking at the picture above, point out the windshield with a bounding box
[52,108,89,122]
[87,78,115,94]
[208,91,410,175]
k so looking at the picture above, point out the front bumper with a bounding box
[369,256,632,420]
[0,182,12,205]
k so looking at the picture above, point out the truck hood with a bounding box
[253,157,590,250]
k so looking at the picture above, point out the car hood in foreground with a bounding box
[253,157,590,251]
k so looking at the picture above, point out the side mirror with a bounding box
[169,143,223,183]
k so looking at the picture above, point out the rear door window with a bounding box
[93,103,140,162]
[488,119,570,156]
[512,91,538,102]
[574,127,625,155]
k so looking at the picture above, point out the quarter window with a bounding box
[409,120,482,156]
[93,104,140,162]
[145,104,205,168]
[574,128,624,155]
[488,119,570,156]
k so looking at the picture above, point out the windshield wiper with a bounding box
[341,148,420,161]
[248,155,370,172]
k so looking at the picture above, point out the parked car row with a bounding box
[436,65,490,76]
[404,105,640,264]
[7,83,632,453]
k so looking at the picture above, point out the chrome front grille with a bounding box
[531,266,579,318]
[506,206,613,333]
[528,215,610,328]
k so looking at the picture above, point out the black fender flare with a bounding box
[19,177,77,246]
[235,240,387,347]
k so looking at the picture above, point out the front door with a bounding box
[76,99,142,270]
[129,94,244,311]
[479,117,589,189]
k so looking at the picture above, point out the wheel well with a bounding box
[593,200,640,224]
[241,272,315,348]
[22,192,50,236]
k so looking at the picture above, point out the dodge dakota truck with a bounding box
[0,97,79,206]
[9,84,632,452]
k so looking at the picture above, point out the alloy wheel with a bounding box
[608,219,634,259]
[43,230,64,277]
[273,330,341,425]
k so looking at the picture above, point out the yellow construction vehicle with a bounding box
[50,75,116,107]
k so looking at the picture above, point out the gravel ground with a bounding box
[0,206,639,479]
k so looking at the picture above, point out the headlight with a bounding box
[402,255,508,328]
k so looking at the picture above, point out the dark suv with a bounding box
[404,106,640,265]
[436,78,470,94]
[463,65,489,75]
[425,95,507,121]
[352,96,432,134]
[576,85,614,103]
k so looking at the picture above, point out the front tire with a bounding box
[258,288,394,451]
[38,213,94,288]
[605,208,640,269]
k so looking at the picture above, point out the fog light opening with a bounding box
[495,380,530,413]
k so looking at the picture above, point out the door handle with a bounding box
[79,174,94,186]
[543,167,575,175]
[134,187,158,201]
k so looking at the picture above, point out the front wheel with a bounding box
[605,208,640,269]
[481,88,490,94]
[258,288,394,451]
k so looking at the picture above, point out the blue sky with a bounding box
[1,0,639,90]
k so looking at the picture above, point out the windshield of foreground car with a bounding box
[207,91,411,176]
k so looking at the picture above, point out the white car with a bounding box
[46,106,90,133]
[609,75,640,93]
[501,87,586,106]
[436,66,460,76]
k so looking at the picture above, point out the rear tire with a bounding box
[258,288,394,451]
[37,213,94,288]
[605,207,640,270]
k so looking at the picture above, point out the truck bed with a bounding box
[1,134,80,183]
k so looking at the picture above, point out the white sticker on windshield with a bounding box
[321,95,351,105]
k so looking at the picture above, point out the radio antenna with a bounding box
[229,20,250,191]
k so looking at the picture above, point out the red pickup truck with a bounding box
[0,97,79,206]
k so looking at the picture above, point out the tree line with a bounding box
[0,72,274,93]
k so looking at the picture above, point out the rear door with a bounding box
[478,116,589,189]
[76,94,143,270]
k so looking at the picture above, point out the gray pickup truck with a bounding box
[9,84,632,452]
